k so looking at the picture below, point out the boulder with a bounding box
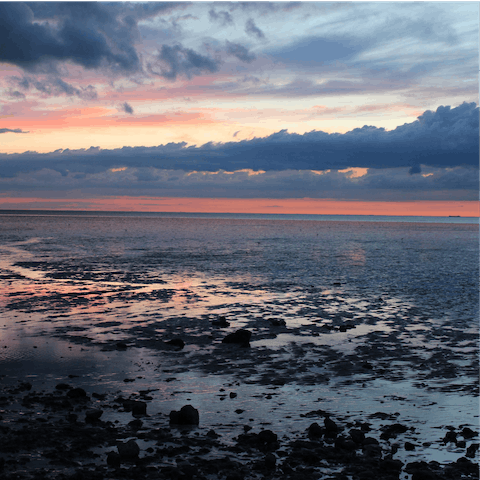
[222,329,252,347]
[117,439,140,460]
[169,405,199,425]
[307,422,323,439]
[67,388,87,399]
[85,409,103,422]
[212,316,230,327]
[107,451,121,467]
[165,338,185,349]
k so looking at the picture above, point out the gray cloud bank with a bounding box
[0,103,477,179]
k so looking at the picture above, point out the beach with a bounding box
[0,212,478,479]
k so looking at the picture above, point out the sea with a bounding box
[0,210,478,469]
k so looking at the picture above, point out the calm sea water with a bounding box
[0,211,478,466]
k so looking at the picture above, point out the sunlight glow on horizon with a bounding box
[0,197,478,217]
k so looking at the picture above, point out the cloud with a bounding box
[150,44,221,80]
[209,8,234,26]
[10,75,98,100]
[0,2,176,72]
[225,41,256,63]
[122,102,134,115]
[0,103,477,178]
[245,19,265,39]
[0,128,29,134]
[1,166,477,202]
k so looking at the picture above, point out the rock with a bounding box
[268,318,286,327]
[461,427,477,439]
[116,342,128,350]
[307,422,323,439]
[229,392,237,398]
[132,401,147,417]
[121,399,147,416]
[67,387,87,399]
[380,423,408,440]
[405,441,416,451]
[455,457,478,475]
[222,329,252,347]
[169,405,199,425]
[349,429,365,444]
[85,409,103,422]
[117,439,140,460]
[324,416,338,434]
[258,430,277,444]
[466,443,479,458]
[107,451,121,467]
[335,436,357,451]
[264,453,276,469]
[212,316,230,327]
[128,419,143,430]
[165,337,185,349]
[55,383,71,391]
[443,430,457,443]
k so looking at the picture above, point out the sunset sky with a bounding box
[0,2,478,216]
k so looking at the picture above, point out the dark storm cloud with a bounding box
[0,128,28,134]
[0,2,175,72]
[0,103,477,178]
[150,44,221,80]
[122,102,134,115]
[225,41,256,63]
[245,19,265,39]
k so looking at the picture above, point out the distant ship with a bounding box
[449,215,461,217]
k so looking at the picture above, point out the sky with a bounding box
[0,1,478,216]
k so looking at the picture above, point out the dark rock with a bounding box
[212,316,230,327]
[165,337,185,349]
[107,451,121,467]
[229,392,237,398]
[268,318,286,327]
[122,399,147,416]
[381,458,404,472]
[335,436,357,451]
[349,429,365,444]
[55,383,71,391]
[456,456,478,474]
[132,401,147,417]
[258,430,277,444]
[443,430,457,443]
[128,419,143,430]
[307,422,323,439]
[264,452,276,469]
[116,342,128,350]
[117,439,140,460]
[461,427,477,439]
[324,417,338,433]
[66,413,78,423]
[405,441,416,451]
[206,429,220,438]
[380,423,408,440]
[85,409,103,422]
[67,387,87,399]
[466,443,479,458]
[222,329,252,347]
[169,405,199,425]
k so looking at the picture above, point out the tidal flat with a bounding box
[0,213,478,479]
